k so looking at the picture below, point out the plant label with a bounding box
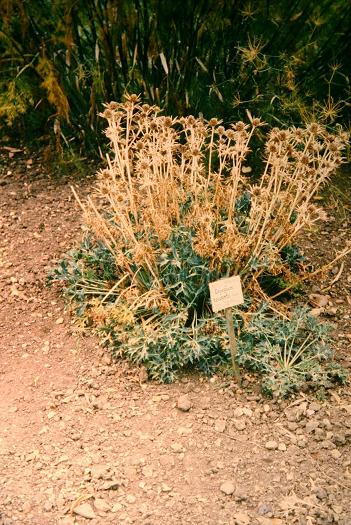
[209,275,244,313]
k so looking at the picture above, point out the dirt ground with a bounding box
[0,151,350,525]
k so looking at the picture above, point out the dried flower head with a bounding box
[278,130,288,142]
[267,143,278,154]
[225,129,236,140]
[252,117,264,127]
[234,121,247,131]
[328,142,340,153]
[124,93,140,103]
[300,154,310,165]
[307,122,320,135]
[209,118,220,127]
[250,186,261,197]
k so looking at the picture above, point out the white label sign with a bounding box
[209,275,244,313]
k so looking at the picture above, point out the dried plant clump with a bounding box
[76,94,348,303]
[59,93,349,386]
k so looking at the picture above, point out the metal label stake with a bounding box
[224,307,241,384]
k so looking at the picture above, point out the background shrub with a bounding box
[1,0,350,152]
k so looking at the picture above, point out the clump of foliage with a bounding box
[1,0,350,151]
[48,237,120,316]
[49,237,232,383]
[237,306,348,397]
[104,312,231,384]
[49,95,349,394]
[50,241,348,392]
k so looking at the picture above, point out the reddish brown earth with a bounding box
[0,151,350,525]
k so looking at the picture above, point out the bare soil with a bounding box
[0,151,350,525]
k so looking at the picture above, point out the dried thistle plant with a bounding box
[73,93,349,312]
[50,93,350,386]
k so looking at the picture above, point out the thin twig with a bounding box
[271,247,351,300]
[309,461,351,491]
[323,261,344,291]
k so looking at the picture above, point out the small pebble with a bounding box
[315,487,328,500]
[233,419,246,431]
[265,440,278,450]
[177,395,192,412]
[94,498,111,512]
[220,481,235,495]
[73,503,96,519]
[257,502,273,516]
[233,407,244,418]
[214,419,226,433]
[43,501,54,512]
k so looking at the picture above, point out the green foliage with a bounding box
[281,245,305,273]
[257,245,305,297]
[1,0,350,152]
[49,234,233,382]
[237,307,348,397]
[50,236,348,394]
[159,227,218,317]
[234,191,252,232]
[48,237,119,315]
[104,313,231,384]
[0,78,34,125]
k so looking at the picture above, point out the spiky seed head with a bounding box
[307,123,319,134]
[252,117,263,127]
[209,118,219,126]
[235,121,246,131]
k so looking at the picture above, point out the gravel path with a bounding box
[0,155,350,525]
